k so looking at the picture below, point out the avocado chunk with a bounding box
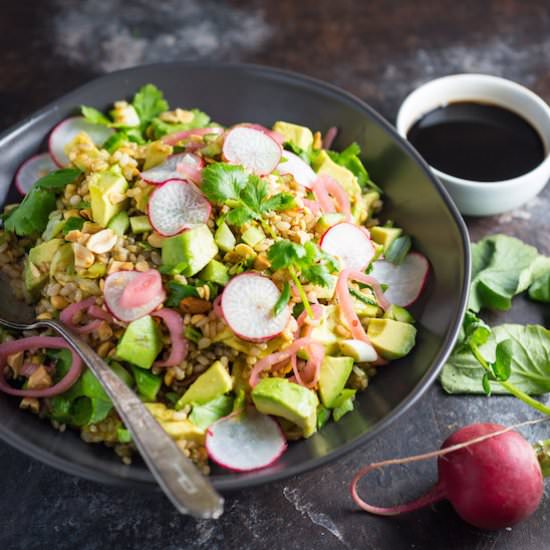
[116,315,163,369]
[383,304,415,324]
[241,225,265,247]
[177,360,233,408]
[23,260,47,296]
[252,377,318,438]
[29,239,63,267]
[318,356,354,408]
[313,150,361,199]
[272,121,313,151]
[88,166,128,227]
[49,243,74,277]
[307,305,341,354]
[214,222,236,252]
[129,215,152,234]
[370,226,402,252]
[199,259,229,286]
[146,403,205,444]
[107,211,130,236]
[161,224,218,276]
[367,318,417,360]
[315,212,346,234]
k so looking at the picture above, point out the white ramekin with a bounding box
[396,74,550,216]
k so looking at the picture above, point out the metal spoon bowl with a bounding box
[0,275,223,519]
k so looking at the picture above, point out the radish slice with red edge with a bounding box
[320,222,375,271]
[223,127,282,175]
[49,116,115,167]
[277,150,316,188]
[119,270,163,309]
[206,408,287,472]
[140,153,203,184]
[15,153,57,195]
[147,179,211,236]
[370,252,429,307]
[104,270,166,322]
[239,123,285,145]
[221,273,290,342]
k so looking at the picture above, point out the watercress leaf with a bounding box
[384,235,412,265]
[469,235,539,312]
[226,205,255,226]
[132,83,168,126]
[81,105,111,126]
[201,163,249,203]
[441,324,550,395]
[273,281,291,316]
[529,272,550,303]
[494,339,513,381]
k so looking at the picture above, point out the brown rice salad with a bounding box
[0,84,420,473]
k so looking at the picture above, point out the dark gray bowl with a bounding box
[0,63,470,491]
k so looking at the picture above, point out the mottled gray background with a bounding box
[1,1,550,549]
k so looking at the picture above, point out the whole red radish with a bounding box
[351,422,545,530]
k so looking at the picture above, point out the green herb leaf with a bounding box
[327,143,381,192]
[62,217,84,235]
[441,324,550,395]
[267,240,306,271]
[384,235,412,265]
[261,192,296,213]
[184,325,202,343]
[316,405,331,429]
[482,373,492,396]
[148,109,211,139]
[132,84,168,127]
[493,339,513,381]
[273,281,291,316]
[462,310,492,348]
[81,105,111,126]
[165,281,199,307]
[103,131,129,153]
[201,163,249,203]
[225,205,255,226]
[4,167,82,236]
[469,235,540,312]
[529,272,550,303]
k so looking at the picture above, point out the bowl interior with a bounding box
[0,63,469,490]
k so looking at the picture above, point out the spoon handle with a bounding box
[41,319,223,519]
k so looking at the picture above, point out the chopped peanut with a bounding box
[27,366,52,390]
[72,243,95,269]
[86,229,117,254]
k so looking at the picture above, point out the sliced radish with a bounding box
[320,222,375,271]
[221,273,290,342]
[339,339,378,362]
[239,123,285,146]
[119,270,163,309]
[370,252,429,307]
[277,150,316,188]
[104,271,166,322]
[223,127,282,175]
[49,116,115,167]
[140,153,203,184]
[14,153,57,195]
[206,409,287,472]
[147,179,211,237]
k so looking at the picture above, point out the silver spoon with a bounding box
[0,276,223,519]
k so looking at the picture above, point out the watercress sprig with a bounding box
[461,311,550,416]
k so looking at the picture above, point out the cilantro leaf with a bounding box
[132,84,168,127]
[262,192,296,213]
[165,281,199,307]
[268,240,306,271]
[240,176,268,212]
[225,205,255,226]
[4,168,82,236]
[62,217,85,235]
[81,105,111,126]
[201,163,249,203]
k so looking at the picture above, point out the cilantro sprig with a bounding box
[327,142,381,192]
[201,163,296,230]
[268,239,338,317]
[4,168,82,236]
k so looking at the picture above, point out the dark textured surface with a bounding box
[1,1,549,548]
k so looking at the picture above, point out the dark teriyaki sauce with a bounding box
[407,102,545,181]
